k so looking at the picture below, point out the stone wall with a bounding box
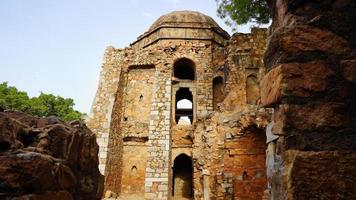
[88,11,271,199]
[90,37,226,199]
[86,46,125,174]
[191,28,270,200]
[120,67,155,196]
[262,0,356,199]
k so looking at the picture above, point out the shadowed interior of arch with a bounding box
[173,58,195,80]
[213,76,224,110]
[172,154,193,198]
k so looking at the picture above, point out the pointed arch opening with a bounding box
[173,58,195,80]
[172,154,193,198]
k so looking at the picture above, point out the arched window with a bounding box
[172,154,193,198]
[175,88,193,124]
[173,58,195,80]
[246,75,259,104]
[213,76,224,110]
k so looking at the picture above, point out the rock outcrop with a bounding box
[0,111,104,200]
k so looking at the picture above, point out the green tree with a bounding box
[216,0,271,29]
[0,82,85,121]
[0,82,30,112]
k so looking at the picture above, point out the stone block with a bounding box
[271,150,356,200]
[158,184,168,191]
[144,193,156,199]
[261,62,334,107]
[273,102,348,132]
[264,25,351,69]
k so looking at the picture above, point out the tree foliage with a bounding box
[216,0,271,29]
[0,82,84,121]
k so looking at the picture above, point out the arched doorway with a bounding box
[172,154,193,198]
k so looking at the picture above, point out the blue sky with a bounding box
[0,0,255,113]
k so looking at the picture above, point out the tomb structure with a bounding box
[87,10,269,200]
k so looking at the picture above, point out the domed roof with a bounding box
[148,10,221,31]
[131,10,230,49]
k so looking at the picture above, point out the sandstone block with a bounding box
[273,102,348,132]
[261,62,333,107]
[264,25,350,69]
[272,150,356,200]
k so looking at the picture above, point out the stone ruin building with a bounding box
[87,10,269,200]
[0,1,354,200]
[88,3,356,199]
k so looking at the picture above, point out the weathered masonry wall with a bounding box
[261,0,356,199]
[88,11,272,200]
[191,28,270,200]
[90,38,225,199]
[103,59,126,194]
[144,62,172,200]
[225,28,267,103]
[121,67,155,196]
[86,47,124,174]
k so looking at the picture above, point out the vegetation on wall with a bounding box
[216,0,271,29]
[0,82,85,121]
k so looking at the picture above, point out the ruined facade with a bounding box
[87,11,270,200]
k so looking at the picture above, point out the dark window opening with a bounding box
[242,171,248,180]
[172,154,193,198]
[173,58,195,80]
[175,88,193,124]
[0,141,10,152]
[213,76,224,111]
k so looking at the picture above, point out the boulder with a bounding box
[0,111,103,199]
